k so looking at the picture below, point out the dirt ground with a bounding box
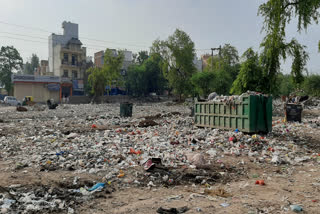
[0,104,319,214]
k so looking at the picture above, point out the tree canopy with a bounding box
[0,46,23,94]
[24,54,39,75]
[230,48,263,95]
[258,0,320,93]
[150,29,196,100]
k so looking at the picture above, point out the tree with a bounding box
[191,71,215,97]
[86,67,106,97]
[137,51,149,65]
[287,39,309,88]
[206,44,240,81]
[24,54,39,75]
[125,54,167,96]
[231,48,263,94]
[258,0,320,93]
[103,49,124,94]
[150,29,196,100]
[303,74,320,97]
[0,46,23,94]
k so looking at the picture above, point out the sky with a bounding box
[0,0,319,74]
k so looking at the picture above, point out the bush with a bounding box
[303,74,320,97]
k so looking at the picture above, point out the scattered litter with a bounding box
[156,206,189,214]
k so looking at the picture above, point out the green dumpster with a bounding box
[120,102,133,117]
[194,95,272,133]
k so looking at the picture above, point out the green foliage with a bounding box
[258,0,320,93]
[103,49,124,93]
[86,67,106,96]
[275,73,295,97]
[137,51,149,65]
[214,69,233,95]
[150,29,196,100]
[231,48,263,94]
[191,71,215,97]
[0,46,23,94]
[24,54,39,75]
[287,39,309,88]
[303,74,320,97]
[126,54,167,96]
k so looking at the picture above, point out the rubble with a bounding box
[0,100,319,213]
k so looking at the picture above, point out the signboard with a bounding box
[12,74,60,83]
[47,83,60,91]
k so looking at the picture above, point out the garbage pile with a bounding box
[0,102,319,213]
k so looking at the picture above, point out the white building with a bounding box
[48,21,87,97]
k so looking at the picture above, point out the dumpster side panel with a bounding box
[194,95,272,133]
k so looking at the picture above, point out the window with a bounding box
[72,70,78,79]
[72,54,77,65]
[63,53,68,63]
[63,70,68,77]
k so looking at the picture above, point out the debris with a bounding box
[88,183,105,191]
[220,203,230,207]
[156,206,189,214]
[204,188,232,198]
[16,106,27,112]
[255,180,265,185]
[290,205,303,212]
[138,119,158,127]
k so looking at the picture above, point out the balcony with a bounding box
[61,60,82,67]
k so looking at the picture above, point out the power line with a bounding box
[0,20,211,52]
[0,20,151,48]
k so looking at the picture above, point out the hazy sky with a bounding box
[0,0,319,74]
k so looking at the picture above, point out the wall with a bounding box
[14,82,59,103]
[69,95,130,104]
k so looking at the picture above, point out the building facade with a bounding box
[12,74,60,103]
[49,21,86,98]
[35,60,50,76]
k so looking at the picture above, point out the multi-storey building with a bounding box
[49,21,86,98]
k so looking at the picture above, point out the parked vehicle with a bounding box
[4,96,21,106]
[22,96,35,106]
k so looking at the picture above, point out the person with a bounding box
[66,96,69,104]
[62,96,66,104]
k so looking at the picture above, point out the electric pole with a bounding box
[211,46,221,71]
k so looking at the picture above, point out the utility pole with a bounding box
[211,46,222,71]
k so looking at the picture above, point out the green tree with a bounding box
[231,48,263,94]
[125,64,148,96]
[125,54,167,96]
[287,39,309,88]
[258,0,319,93]
[103,49,124,94]
[191,71,215,97]
[24,54,39,75]
[303,74,320,97]
[87,67,106,97]
[0,46,23,94]
[207,44,240,80]
[137,51,149,65]
[150,29,196,100]
[276,73,295,97]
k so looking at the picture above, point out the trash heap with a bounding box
[0,102,319,213]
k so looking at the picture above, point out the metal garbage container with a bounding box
[285,103,302,122]
[120,102,133,117]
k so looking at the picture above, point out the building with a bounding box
[49,21,86,98]
[35,60,50,76]
[12,74,60,103]
[94,49,133,74]
[193,57,203,72]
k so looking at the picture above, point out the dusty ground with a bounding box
[0,103,319,214]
